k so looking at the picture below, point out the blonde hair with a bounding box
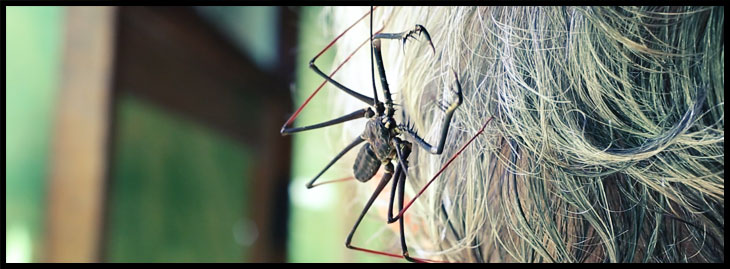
[323,6,724,262]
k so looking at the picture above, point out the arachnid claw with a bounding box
[438,73,463,113]
[415,24,435,54]
[401,24,436,55]
[401,33,419,54]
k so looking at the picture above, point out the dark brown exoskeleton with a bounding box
[280,7,463,263]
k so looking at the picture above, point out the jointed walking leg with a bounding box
[388,162,440,262]
[306,136,365,189]
[344,162,443,263]
[308,7,382,106]
[397,169,426,263]
[309,60,377,106]
[387,161,402,224]
[344,163,401,258]
[372,39,395,116]
[390,140,436,262]
[281,107,373,135]
[388,138,410,223]
[368,6,381,112]
[281,8,386,133]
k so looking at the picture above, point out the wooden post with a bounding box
[44,7,116,263]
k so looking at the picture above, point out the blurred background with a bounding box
[6,6,396,263]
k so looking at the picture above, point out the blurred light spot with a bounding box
[7,225,32,263]
[233,218,258,247]
[289,177,335,210]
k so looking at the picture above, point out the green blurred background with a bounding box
[6,6,394,263]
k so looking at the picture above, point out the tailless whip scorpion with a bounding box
[280,7,492,263]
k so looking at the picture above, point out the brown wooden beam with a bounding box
[113,6,289,145]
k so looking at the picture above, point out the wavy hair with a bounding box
[322,6,724,262]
